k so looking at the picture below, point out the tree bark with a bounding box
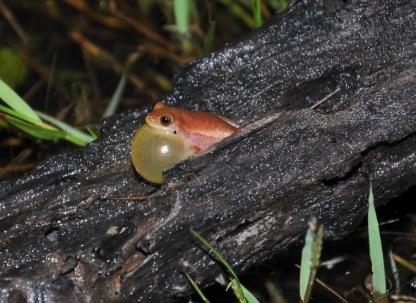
[1,0,416,302]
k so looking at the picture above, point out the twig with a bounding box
[105,196,149,201]
[64,0,125,29]
[108,0,173,49]
[70,30,145,92]
[310,87,341,109]
[0,0,29,44]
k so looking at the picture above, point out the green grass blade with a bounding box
[102,53,139,119]
[85,126,99,139]
[191,228,239,280]
[251,0,262,28]
[368,183,387,295]
[0,104,45,126]
[0,78,41,122]
[264,279,287,303]
[102,70,128,119]
[203,20,216,55]
[300,225,312,301]
[185,273,211,303]
[241,284,260,303]
[230,279,247,303]
[191,228,256,303]
[388,249,400,295]
[267,0,288,12]
[299,219,323,303]
[174,0,191,35]
[218,0,256,28]
[5,116,65,141]
[36,111,95,145]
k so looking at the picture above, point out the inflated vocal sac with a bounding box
[131,123,193,184]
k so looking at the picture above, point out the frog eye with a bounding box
[160,114,173,127]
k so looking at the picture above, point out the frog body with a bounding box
[131,102,238,184]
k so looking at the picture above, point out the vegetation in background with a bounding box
[0,78,95,145]
[0,47,28,87]
[0,0,288,177]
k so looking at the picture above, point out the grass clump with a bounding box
[0,78,96,146]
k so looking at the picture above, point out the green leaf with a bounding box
[368,183,387,295]
[0,78,41,122]
[185,273,211,303]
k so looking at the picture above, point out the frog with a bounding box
[131,101,238,184]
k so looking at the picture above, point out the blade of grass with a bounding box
[191,228,257,303]
[174,0,191,35]
[1,106,94,145]
[267,0,288,12]
[299,219,323,303]
[102,70,128,119]
[0,104,47,127]
[368,183,387,295]
[230,279,248,303]
[185,273,211,303]
[191,229,240,282]
[5,116,65,141]
[102,53,140,119]
[85,126,98,139]
[36,111,95,145]
[251,0,262,28]
[0,77,41,122]
[218,0,256,28]
[203,20,216,55]
[264,279,287,303]
[241,284,260,303]
[300,225,312,301]
[389,249,400,295]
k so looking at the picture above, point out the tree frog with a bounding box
[131,102,238,184]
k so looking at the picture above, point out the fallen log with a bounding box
[1,0,416,302]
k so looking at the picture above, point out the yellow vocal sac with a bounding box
[131,123,193,184]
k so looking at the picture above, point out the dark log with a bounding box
[1,0,416,302]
